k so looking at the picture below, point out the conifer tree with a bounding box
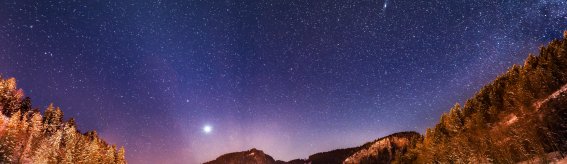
[116,146,127,164]
[61,121,79,164]
[20,111,42,163]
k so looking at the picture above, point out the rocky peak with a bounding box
[343,132,421,164]
[204,148,278,164]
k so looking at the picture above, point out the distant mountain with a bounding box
[305,147,359,164]
[306,131,421,164]
[204,148,281,164]
[205,132,421,164]
[343,132,421,164]
[206,31,567,164]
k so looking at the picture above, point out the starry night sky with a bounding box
[1,0,566,163]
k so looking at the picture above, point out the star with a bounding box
[203,125,212,134]
[382,0,389,13]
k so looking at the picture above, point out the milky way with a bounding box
[1,0,566,163]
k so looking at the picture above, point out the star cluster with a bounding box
[1,0,566,163]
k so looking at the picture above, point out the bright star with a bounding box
[382,0,389,14]
[203,125,212,134]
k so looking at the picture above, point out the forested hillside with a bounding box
[407,31,567,163]
[0,77,126,163]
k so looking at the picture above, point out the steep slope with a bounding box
[204,148,280,164]
[412,31,567,163]
[537,85,567,156]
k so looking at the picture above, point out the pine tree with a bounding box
[32,129,63,164]
[104,145,117,163]
[0,78,24,117]
[0,110,22,163]
[61,121,79,164]
[115,146,127,164]
[445,103,463,133]
[20,111,43,163]
[20,97,32,114]
[43,104,63,134]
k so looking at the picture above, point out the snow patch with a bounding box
[505,114,518,126]
[518,152,567,164]
[534,84,567,110]
[344,136,410,164]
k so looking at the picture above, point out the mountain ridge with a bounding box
[204,131,421,164]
